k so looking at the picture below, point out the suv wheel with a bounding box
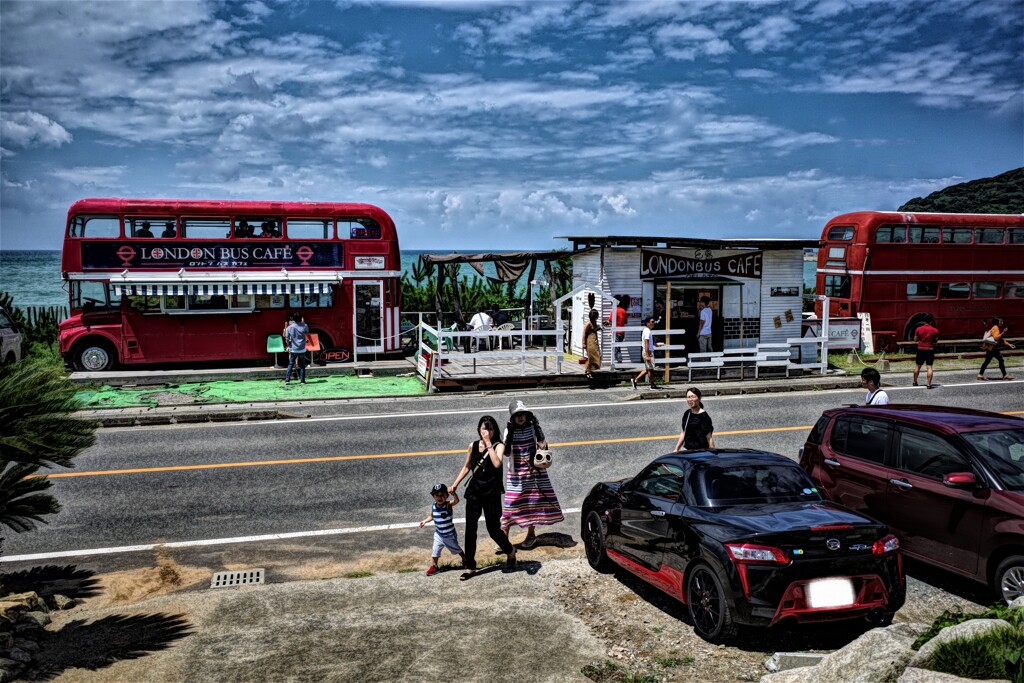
[686,562,738,643]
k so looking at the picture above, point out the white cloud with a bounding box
[655,22,733,60]
[49,166,127,187]
[739,16,799,53]
[0,112,72,148]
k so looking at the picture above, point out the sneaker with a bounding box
[285,381,290,385]
[426,566,437,576]
[300,380,306,385]
[630,378,638,390]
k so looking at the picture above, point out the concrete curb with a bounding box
[629,377,863,399]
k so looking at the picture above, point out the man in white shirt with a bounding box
[860,367,890,405]
[631,316,662,390]
[468,307,492,330]
[697,296,713,352]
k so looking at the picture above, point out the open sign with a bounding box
[323,347,352,363]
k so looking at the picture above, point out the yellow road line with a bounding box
[45,411,1024,479]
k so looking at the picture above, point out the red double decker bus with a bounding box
[816,211,1024,351]
[59,198,402,370]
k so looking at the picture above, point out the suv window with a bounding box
[807,416,830,445]
[830,416,890,464]
[896,427,971,480]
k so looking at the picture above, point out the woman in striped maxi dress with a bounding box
[501,399,564,548]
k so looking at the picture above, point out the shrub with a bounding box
[914,603,1024,649]
[930,626,1024,683]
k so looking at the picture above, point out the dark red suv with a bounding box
[800,405,1024,603]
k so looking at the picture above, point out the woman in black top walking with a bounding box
[674,387,716,451]
[451,415,516,579]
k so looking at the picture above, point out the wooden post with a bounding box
[526,258,538,331]
[663,282,671,384]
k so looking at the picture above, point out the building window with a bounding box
[875,225,906,243]
[973,282,1002,299]
[906,282,938,299]
[940,282,971,299]
[824,275,851,298]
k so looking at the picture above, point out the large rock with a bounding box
[760,624,922,683]
[0,592,44,623]
[907,619,1014,670]
[1009,596,1024,609]
[899,667,1009,682]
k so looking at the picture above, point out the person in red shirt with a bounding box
[607,297,629,363]
[913,314,939,389]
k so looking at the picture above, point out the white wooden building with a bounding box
[560,235,817,360]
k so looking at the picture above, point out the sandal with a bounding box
[459,571,476,581]
[977,375,988,381]
[505,549,517,570]
[1004,375,1016,381]
[520,536,537,549]
[912,381,919,386]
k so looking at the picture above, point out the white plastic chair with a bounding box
[495,322,516,349]
[471,324,493,352]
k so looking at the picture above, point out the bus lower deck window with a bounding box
[907,282,938,298]
[973,282,1002,298]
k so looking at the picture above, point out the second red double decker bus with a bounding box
[59,198,402,370]
[816,211,1024,351]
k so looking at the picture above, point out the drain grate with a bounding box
[211,569,265,588]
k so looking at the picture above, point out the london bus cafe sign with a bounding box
[81,242,344,269]
[640,248,763,279]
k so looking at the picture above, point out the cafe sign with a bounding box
[640,248,762,280]
[82,241,344,269]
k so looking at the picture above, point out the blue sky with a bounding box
[1,0,1021,251]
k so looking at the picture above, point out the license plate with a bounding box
[807,578,855,608]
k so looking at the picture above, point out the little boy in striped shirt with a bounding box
[419,483,465,576]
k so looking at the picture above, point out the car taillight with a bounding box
[726,543,790,565]
[872,534,900,555]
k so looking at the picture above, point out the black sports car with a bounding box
[581,449,905,642]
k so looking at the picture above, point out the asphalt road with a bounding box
[4,376,1022,567]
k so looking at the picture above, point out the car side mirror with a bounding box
[942,472,977,488]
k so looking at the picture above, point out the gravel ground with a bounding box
[546,551,991,683]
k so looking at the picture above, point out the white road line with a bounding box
[0,507,584,562]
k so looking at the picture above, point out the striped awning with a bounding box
[112,282,332,296]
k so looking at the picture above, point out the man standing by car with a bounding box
[860,367,889,405]
[913,314,939,389]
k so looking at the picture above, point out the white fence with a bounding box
[416,321,565,392]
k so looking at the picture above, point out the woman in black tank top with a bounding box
[674,386,716,451]
[450,415,516,579]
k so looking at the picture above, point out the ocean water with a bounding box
[0,250,819,310]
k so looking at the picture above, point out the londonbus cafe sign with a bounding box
[81,242,344,269]
[640,248,763,280]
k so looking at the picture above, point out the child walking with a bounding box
[419,483,466,575]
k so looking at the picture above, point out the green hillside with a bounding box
[899,167,1024,213]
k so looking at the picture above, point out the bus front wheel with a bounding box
[75,341,117,371]
[904,313,929,342]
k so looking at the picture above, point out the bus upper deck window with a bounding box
[69,215,121,238]
[827,226,854,241]
[978,228,1005,244]
[1006,282,1024,299]
[343,218,381,239]
[908,226,940,243]
[875,225,905,243]
[824,275,851,298]
[235,217,281,238]
[286,219,332,239]
[182,217,232,239]
[942,227,974,244]
[1009,229,1024,245]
